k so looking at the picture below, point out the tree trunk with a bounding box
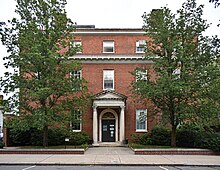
[171,125,177,147]
[43,125,48,147]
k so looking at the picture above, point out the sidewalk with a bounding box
[0,147,219,166]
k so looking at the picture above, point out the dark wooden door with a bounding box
[102,120,115,142]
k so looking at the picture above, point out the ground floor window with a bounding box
[70,109,81,132]
[136,109,147,132]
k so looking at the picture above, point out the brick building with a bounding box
[71,27,159,146]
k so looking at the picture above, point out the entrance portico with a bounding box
[92,90,127,146]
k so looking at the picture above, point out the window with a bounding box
[103,70,114,90]
[136,69,148,82]
[136,109,147,132]
[70,109,81,132]
[72,41,82,53]
[70,70,82,90]
[136,40,146,53]
[103,41,114,53]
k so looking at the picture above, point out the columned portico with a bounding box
[92,91,127,145]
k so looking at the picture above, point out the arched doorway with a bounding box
[99,109,118,142]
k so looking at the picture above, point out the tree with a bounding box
[133,0,220,147]
[209,0,220,7]
[0,0,90,147]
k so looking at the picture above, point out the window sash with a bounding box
[136,69,147,81]
[136,109,147,131]
[72,41,82,53]
[103,41,114,53]
[71,109,81,131]
[103,70,114,90]
[136,40,146,53]
[70,70,82,90]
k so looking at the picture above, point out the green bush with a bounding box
[196,132,220,151]
[67,132,91,146]
[150,127,171,146]
[9,127,87,146]
[131,133,151,145]
[48,128,68,146]
[9,128,34,146]
[0,140,4,148]
[177,128,199,148]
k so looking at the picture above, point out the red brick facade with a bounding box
[72,28,158,144]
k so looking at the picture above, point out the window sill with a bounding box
[136,130,148,132]
[103,88,115,91]
[103,52,115,54]
[72,130,81,132]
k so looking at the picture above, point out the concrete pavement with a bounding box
[0,147,219,166]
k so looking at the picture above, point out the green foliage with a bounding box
[9,127,90,146]
[67,131,91,146]
[150,127,171,146]
[0,141,4,148]
[132,126,220,151]
[0,0,91,147]
[132,0,220,147]
[176,126,201,148]
[131,133,152,145]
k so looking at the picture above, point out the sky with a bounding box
[0,0,220,97]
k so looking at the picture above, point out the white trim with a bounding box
[68,54,146,60]
[99,109,119,142]
[136,109,148,132]
[103,70,114,91]
[103,41,115,53]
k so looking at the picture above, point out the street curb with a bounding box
[0,148,85,154]
[0,163,220,167]
[133,148,220,155]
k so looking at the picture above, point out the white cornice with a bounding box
[68,54,146,60]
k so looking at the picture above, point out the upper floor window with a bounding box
[103,41,114,53]
[136,40,146,53]
[70,70,82,90]
[72,41,82,53]
[103,70,114,90]
[136,69,148,82]
[70,109,81,132]
[136,109,147,132]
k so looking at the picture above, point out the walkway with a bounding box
[0,147,219,166]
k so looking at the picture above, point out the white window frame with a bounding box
[136,69,148,82]
[72,41,82,53]
[136,40,146,53]
[103,70,114,90]
[70,70,82,90]
[70,109,82,132]
[136,109,147,132]
[103,41,114,53]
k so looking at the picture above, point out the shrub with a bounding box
[0,140,4,148]
[177,128,199,148]
[67,132,91,146]
[9,128,33,146]
[48,128,68,146]
[196,132,220,152]
[150,127,171,146]
[131,133,152,145]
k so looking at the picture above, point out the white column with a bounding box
[93,105,98,145]
[0,106,4,139]
[120,105,125,144]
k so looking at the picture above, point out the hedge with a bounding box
[9,128,91,146]
[132,126,220,151]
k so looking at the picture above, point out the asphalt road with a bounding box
[0,166,219,170]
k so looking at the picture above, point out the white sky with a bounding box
[0,0,220,96]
